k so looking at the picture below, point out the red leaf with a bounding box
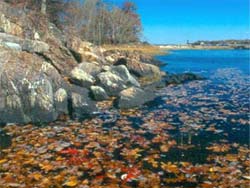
[60,148,79,155]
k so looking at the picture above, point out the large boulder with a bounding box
[114,87,156,109]
[0,32,50,53]
[0,47,67,124]
[69,85,97,119]
[40,44,78,77]
[70,67,95,88]
[114,58,161,84]
[97,71,127,96]
[127,61,161,79]
[77,62,101,77]
[90,86,108,101]
[54,88,68,114]
[110,65,140,87]
[96,65,140,96]
[0,46,97,124]
[67,36,105,63]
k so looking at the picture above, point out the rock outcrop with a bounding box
[0,47,66,124]
[106,51,161,84]
[0,1,163,124]
[67,36,105,64]
[0,33,50,53]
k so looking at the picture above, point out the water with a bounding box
[0,49,249,187]
[151,49,250,163]
[157,49,250,76]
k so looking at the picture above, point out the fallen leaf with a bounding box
[63,177,78,187]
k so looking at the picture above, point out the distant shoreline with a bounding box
[157,45,250,50]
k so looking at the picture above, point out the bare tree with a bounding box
[41,0,47,14]
[4,0,142,44]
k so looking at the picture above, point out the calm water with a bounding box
[0,50,250,187]
[157,49,250,76]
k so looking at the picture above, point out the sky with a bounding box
[114,0,250,44]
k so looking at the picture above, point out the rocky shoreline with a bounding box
[0,2,164,125]
[0,2,203,125]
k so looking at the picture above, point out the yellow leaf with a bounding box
[64,177,78,187]
[0,159,7,164]
[56,156,64,161]
[39,163,53,172]
[160,144,169,152]
[53,174,64,182]
[31,172,42,181]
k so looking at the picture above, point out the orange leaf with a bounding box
[63,176,78,187]
[0,159,7,164]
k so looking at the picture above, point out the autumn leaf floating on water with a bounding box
[121,166,141,183]
[63,176,78,187]
[0,75,249,187]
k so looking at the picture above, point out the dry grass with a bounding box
[102,44,167,55]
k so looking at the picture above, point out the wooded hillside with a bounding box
[4,0,142,44]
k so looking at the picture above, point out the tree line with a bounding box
[4,0,142,45]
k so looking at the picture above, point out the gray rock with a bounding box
[70,67,95,88]
[90,86,108,101]
[97,71,127,96]
[25,77,57,122]
[111,65,140,87]
[0,2,77,77]
[2,42,21,50]
[0,47,70,124]
[77,62,101,76]
[164,73,204,85]
[114,58,161,85]
[128,61,161,80]
[0,33,50,53]
[54,88,68,114]
[96,65,141,96]
[22,40,50,53]
[114,87,155,109]
[69,85,97,119]
[102,65,111,72]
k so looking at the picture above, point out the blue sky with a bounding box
[115,0,250,44]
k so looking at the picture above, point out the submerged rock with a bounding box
[114,87,155,109]
[164,73,204,85]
